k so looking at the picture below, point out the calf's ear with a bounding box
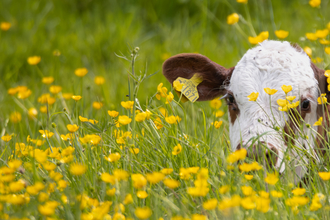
[162,53,234,101]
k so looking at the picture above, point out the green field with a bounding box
[1,0,330,219]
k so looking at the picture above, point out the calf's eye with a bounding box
[227,94,235,104]
[301,99,310,110]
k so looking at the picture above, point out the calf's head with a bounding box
[163,40,328,180]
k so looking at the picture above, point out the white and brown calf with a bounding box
[162,40,328,182]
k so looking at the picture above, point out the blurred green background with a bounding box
[0,0,329,114]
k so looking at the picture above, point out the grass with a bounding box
[1,0,330,219]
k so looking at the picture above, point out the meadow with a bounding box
[1,0,330,219]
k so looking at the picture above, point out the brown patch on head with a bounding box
[223,92,239,125]
[228,105,239,125]
[162,53,234,101]
[291,43,304,53]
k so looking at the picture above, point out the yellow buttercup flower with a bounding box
[275,30,289,39]
[118,115,132,125]
[121,101,134,109]
[39,130,54,138]
[173,80,183,91]
[135,112,147,122]
[218,195,241,210]
[146,172,165,184]
[306,33,318,41]
[106,188,116,196]
[67,124,79,133]
[309,0,321,7]
[2,134,12,142]
[94,76,105,85]
[137,191,148,199]
[93,101,103,109]
[319,39,330,45]
[286,96,296,101]
[203,198,218,210]
[163,178,180,189]
[165,115,179,124]
[237,0,248,3]
[264,88,277,95]
[38,93,56,105]
[317,93,327,104]
[101,173,116,184]
[215,110,225,117]
[210,99,222,109]
[227,148,247,163]
[319,172,330,180]
[161,168,173,175]
[191,214,207,220]
[27,56,41,65]
[314,56,325,63]
[42,76,54,84]
[104,153,121,162]
[72,95,82,101]
[244,174,253,180]
[211,121,223,129]
[315,29,329,38]
[219,185,230,194]
[288,101,300,109]
[292,188,306,196]
[325,47,330,55]
[1,22,11,31]
[123,194,133,204]
[227,13,239,25]
[248,31,269,44]
[325,70,330,78]
[165,92,174,104]
[304,46,312,57]
[241,186,254,196]
[270,190,283,198]
[27,108,37,120]
[285,196,309,207]
[134,207,152,219]
[38,203,57,216]
[132,174,147,189]
[239,162,263,172]
[240,196,256,210]
[130,148,140,154]
[281,85,292,94]
[10,111,22,123]
[17,88,32,99]
[49,85,62,94]
[264,173,279,185]
[69,163,86,176]
[172,144,182,155]
[108,110,119,117]
[75,68,88,77]
[313,117,323,126]
[259,190,270,198]
[247,92,259,101]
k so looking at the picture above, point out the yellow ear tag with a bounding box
[173,73,203,103]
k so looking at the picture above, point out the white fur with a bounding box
[228,40,319,181]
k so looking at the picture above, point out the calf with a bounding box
[162,40,328,181]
